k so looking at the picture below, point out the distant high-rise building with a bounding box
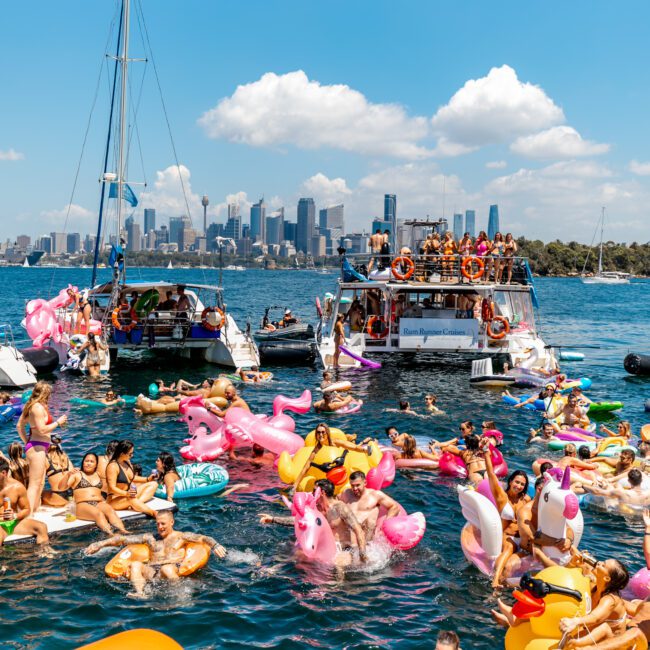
[144,208,156,234]
[453,213,463,240]
[347,233,369,255]
[169,216,191,244]
[465,210,476,237]
[206,222,224,251]
[16,235,30,249]
[371,217,385,236]
[283,221,297,244]
[266,208,284,246]
[179,227,196,252]
[125,217,141,252]
[311,234,327,257]
[488,204,500,240]
[250,198,266,243]
[155,225,169,249]
[319,204,345,255]
[384,194,397,249]
[49,232,66,255]
[224,214,242,240]
[83,234,96,254]
[296,198,315,254]
[39,236,52,254]
[66,233,81,254]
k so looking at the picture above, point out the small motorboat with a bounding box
[0,325,37,388]
[469,358,515,388]
[254,306,316,364]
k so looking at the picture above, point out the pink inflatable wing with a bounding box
[382,512,426,550]
[366,452,396,489]
[438,451,468,478]
[489,444,509,478]
[629,567,650,600]
[272,390,312,417]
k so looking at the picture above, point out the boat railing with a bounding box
[340,253,531,286]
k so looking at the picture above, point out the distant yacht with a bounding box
[23,257,30,268]
[581,207,630,284]
[224,265,245,271]
[167,260,173,270]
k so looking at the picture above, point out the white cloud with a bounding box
[431,65,564,152]
[0,148,24,161]
[35,203,95,235]
[198,70,431,159]
[300,173,351,207]
[40,203,94,221]
[510,126,609,159]
[629,160,650,176]
[486,160,507,169]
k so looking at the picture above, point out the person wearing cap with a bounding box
[281,309,297,327]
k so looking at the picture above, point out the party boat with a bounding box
[317,221,555,370]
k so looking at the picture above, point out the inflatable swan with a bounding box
[458,467,584,581]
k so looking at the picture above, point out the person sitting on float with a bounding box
[578,468,650,508]
[42,436,76,508]
[395,434,440,464]
[148,451,181,501]
[570,386,592,408]
[507,383,558,409]
[548,393,590,431]
[599,448,637,484]
[313,391,354,413]
[66,452,128,535]
[205,384,249,418]
[85,510,226,598]
[153,378,176,394]
[527,421,558,444]
[237,366,265,383]
[441,434,487,484]
[291,424,372,492]
[600,420,632,441]
[483,447,530,589]
[99,389,125,406]
[385,426,407,450]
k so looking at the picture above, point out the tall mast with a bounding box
[116,0,130,282]
[598,206,605,275]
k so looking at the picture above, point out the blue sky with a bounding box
[1,0,649,243]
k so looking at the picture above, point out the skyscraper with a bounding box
[296,198,315,254]
[66,233,81,254]
[453,213,463,240]
[464,210,476,237]
[384,194,396,249]
[319,204,345,254]
[169,216,191,244]
[266,208,284,246]
[125,216,141,251]
[250,198,266,243]
[144,208,156,234]
[283,221,297,245]
[50,232,67,255]
[488,204,500,239]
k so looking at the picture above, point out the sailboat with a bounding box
[83,0,259,368]
[23,257,30,268]
[581,208,631,284]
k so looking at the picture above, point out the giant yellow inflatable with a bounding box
[505,566,590,650]
[277,427,381,493]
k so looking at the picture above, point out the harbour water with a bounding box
[1,267,649,649]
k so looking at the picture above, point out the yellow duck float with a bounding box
[277,427,382,493]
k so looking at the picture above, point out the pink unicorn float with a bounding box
[179,390,311,462]
[282,484,425,566]
[457,467,584,583]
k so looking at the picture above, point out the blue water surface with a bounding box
[0,266,649,649]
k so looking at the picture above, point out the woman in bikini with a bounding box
[332,313,346,369]
[442,434,487,484]
[42,438,75,507]
[66,452,128,534]
[490,232,505,282]
[442,231,459,279]
[105,440,158,517]
[150,451,181,501]
[97,439,119,492]
[484,449,530,589]
[8,442,29,486]
[16,381,67,513]
[396,434,440,464]
[503,233,518,284]
[76,331,107,377]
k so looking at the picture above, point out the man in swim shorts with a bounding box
[339,471,400,541]
[0,459,52,549]
[313,391,353,413]
[206,384,249,417]
[85,510,226,598]
[367,228,384,273]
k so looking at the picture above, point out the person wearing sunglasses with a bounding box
[99,390,125,406]
[424,394,445,415]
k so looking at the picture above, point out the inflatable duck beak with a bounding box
[512,590,546,619]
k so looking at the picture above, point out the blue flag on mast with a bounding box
[109,182,138,207]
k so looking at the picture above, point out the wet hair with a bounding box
[157,451,177,478]
[542,422,554,429]
[8,442,29,485]
[539,461,553,475]
[577,445,591,460]
[21,381,52,420]
[80,452,99,474]
[638,442,650,459]
[506,470,529,495]
[314,478,335,498]
[465,434,480,451]
[564,443,577,456]
[47,439,69,471]
[105,439,120,457]
[399,400,410,410]
[0,459,9,474]
[252,444,264,457]
[460,420,474,433]
[349,470,366,482]
[628,468,643,487]
[482,420,495,430]
[110,440,134,462]
[618,421,631,437]
[620,449,636,462]
[604,560,630,595]
[385,426,399,437]
[436,630,460,649]
[534,476,545,490]
[132,463,143,477]
[402,435,417,459]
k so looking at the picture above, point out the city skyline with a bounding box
[2,2,649,243]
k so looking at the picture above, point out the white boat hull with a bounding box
[581,276,630,285]
[0,346,37,388]
[204,314,260,368]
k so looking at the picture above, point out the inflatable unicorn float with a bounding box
[179,390,311,461]
[458,467,584,582]
[280,462,426,566]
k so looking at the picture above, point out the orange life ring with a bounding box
[486,316,510,340]
[111,304,138,333]
[461,256,485,281]
[366,316,389,339]
[201,306,224,331]
[391,256,415,281]
[481,298,494,322]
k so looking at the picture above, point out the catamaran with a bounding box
[581,207,631,284]
[76,0,259,368]
[317,220,555,370]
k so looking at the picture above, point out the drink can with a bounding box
[3,497,10,510]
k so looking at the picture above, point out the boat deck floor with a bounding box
[4,497,176,545]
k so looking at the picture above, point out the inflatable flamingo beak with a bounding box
[561,467,571,490]
[564,493,579,520]
[298,521,307,531]
[512,590,545,619]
